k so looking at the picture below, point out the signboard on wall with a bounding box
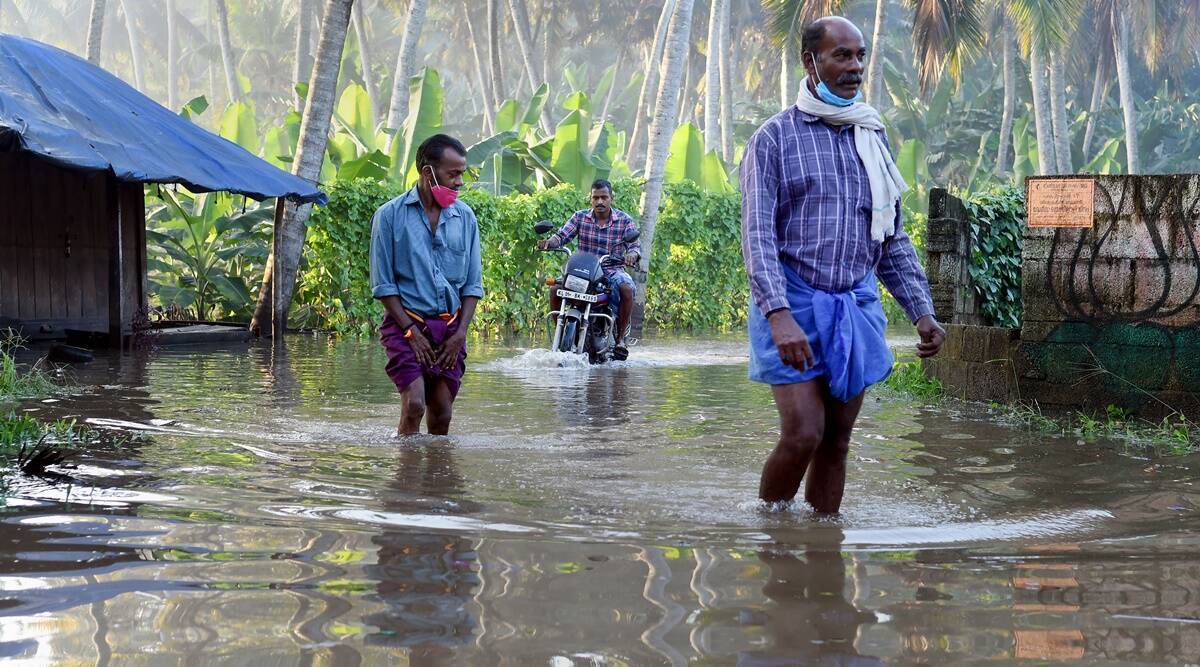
[1027,178,1095,228]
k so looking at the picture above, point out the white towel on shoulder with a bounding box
[795,77,908,243]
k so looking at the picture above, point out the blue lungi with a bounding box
[748,264,893,402]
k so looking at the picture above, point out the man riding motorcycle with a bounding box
[537,179,641,360]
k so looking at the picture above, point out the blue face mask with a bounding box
[807,53,863,107]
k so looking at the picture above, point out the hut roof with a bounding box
[0,33,325,205]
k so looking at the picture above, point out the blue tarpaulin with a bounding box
[0,33,326,205]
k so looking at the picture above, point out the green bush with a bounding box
[297,179,746,336]
[964,185,1024,328]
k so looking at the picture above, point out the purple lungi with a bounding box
[380,313,467,399]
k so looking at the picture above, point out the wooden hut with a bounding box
[0,34,324,346]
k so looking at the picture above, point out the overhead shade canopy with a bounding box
[0,33,326,205]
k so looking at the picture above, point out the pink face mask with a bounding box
[425,166,458,208]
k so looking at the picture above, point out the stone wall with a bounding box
[925,189,986,326]
[1017,175,1200,416]
[922,175,1200,418]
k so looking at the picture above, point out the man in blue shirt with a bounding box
[370,134,484,436]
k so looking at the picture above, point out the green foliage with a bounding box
[297,179,746,335]
[998,401,1198,453]
[963,185,1025,328]
[0,331,58,401]
[663,123,733,193]
[881,361,944,401]
[146,188,275,321]
[389,67,444,186]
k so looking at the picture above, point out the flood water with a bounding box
[2,334,1200,665]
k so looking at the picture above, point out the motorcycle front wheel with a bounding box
[558,320,577,353]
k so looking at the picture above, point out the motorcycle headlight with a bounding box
[564,275,589,293]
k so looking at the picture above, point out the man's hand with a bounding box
[537,238,557,251]
[436,330,466,369]
[624,251,639,267]
[915,315,946,358]
[407,327,436,367]
[767,309,815,371]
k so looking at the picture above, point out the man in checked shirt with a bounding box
[741,16,945,513]
[538,179,641,360]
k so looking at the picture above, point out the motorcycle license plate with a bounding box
[557,289,599,303]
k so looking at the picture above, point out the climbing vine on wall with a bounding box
[964,185,1025,328]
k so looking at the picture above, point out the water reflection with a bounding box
[740,529,883,666]
[363,441,481,660]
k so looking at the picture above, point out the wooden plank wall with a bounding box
[0,152,146,340]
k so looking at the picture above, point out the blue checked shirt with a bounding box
[740,107,934,323]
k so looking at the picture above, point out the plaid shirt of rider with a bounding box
[550,208,642,276]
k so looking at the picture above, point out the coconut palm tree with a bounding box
[117,0,143,90]
[636,0,696,311]
[718,0,735,160]
[865,0,886,105]
[384,0,429,144]
[86,0,106,64]
[704,0,727,152]
[293,0,314,111]
[507,0,552,130]
[252,0,354,336]
[487,0,505,109]
[352,1,379,127]
[630,0,677,168]
[1008,0,1083,174]
[1109,0,1138,173]
[166,0,178,110]
[214,0,240,103]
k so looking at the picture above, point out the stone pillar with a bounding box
[924,188,985,326]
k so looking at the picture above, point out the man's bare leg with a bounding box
[759,381,827,502]
[616,283,634,346]
[425,378,456,435]
[398,378,427,435]
[804,389,865,514]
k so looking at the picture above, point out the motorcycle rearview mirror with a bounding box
[534,220,554,235]
[622,228,641,243]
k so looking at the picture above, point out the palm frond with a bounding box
[911,0,986,94]
[1006,0,1084,54]
[760,0,848,54]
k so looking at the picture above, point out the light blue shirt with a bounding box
[369,187,484,316]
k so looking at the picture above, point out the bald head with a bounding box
[801,16,867,101]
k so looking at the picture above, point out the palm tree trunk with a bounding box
[86,0,107,64]
[635,0,696,316]
[865,0,886,107]
[293,0,314,111]
[779,47,791,109]
[1081,57,1109,159]
[718,0,733,161]
[677,45,693,125]
[351,1,378,128]
[703,0,725,152]
[630,0,678,169]
[994,28,1014,178]
[384,0,429,143]
[599,50,623,124]
[166,0,178,111]
[215,0,240,104]
[487,0,505,109]
[1028,47,1055,174]
[118,0,143,89]
[1048,44,1072,173]
[507,0,552,130]
[251,0,354,336]
[465,9,494,132]
[1112,3,1139,173]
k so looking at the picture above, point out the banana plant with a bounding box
[146,189,275,321]
[663,123,733,193]
[389,66,444,186]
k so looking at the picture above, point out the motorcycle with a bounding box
[534,220,639,364]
